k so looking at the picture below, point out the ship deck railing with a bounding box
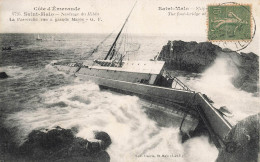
[167,75,191,92]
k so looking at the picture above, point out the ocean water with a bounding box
[0,33,258,162]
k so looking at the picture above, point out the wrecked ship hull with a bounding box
[54,63,232,144]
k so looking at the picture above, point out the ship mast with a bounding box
[104,1,137,60]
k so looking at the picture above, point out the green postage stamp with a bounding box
[208,4,252,41]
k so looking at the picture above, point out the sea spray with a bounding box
[183,136,218,162]
[184,57,260,124]
[4,80,218,162]
[2,34,241,162]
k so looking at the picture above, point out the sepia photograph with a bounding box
[0,0,259,161]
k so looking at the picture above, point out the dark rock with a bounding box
[158,40,259,93]
[0,72,8,79]
[158,41,221,73]
[94,131,112,150]
[0,125,18,157]
[216,113,260,162]
[19,127,111,161]
[230,52,259,94]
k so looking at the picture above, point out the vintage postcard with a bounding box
[0,0,259,162]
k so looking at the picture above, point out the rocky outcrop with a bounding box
[18,126,111,162]
[0,125,17,160]
[158,41,259,93]
[230,52,259,94]
[0,72,8,79]
[158,41,221,73]
[216,113,260,162]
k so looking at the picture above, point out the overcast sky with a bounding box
[0,0,259,53]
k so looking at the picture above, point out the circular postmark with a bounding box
[207,2,256,52]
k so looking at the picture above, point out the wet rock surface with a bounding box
[1,126,111,162]
[159,41,220,73]
[158,41,259,93]
[94,131,112,150]
[216,113,260,162]
[0,124,17,160]
[0,72,8,79]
